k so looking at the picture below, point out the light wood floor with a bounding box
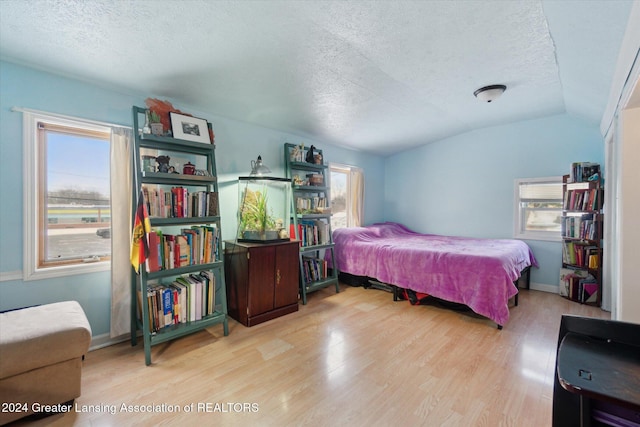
[14,284,609,427]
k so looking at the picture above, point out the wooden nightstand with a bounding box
[224,240,299,327]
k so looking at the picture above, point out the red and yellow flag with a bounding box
[131,190,151,273]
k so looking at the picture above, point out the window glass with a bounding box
[331,168,348,230]
[42,125,111,266]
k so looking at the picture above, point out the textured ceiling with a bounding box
[0,0,634,155]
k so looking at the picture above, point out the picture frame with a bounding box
[169,112,211,144]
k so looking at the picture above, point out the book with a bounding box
[146,230,160,273]
[175,276,195,322]
[194,278,203,320]
[192,227,203,264]
[178,275,198,321]
[150,285,163,330]
[175,235,189,266]
[195,273,208,316]
[207,191,219,216]
[559,268,587,299]
[182,187,188,217]
[173,281,187,323]
[141,187,221,220]
[315,219,330,245]
[182,229,195,265]
[201,270,216,314]
[146,288,156,333]
[169,283,181,324]
[164,234,175,269]
[138,289,154,333]
[184,275,203,321]
[162,287,173,327]
[570,162,601,183]
[582,282,599,303]
[206,225,219,261]
[172,187,184,218]
[189,273,204,314]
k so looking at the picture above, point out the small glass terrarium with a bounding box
[237,176,292,243]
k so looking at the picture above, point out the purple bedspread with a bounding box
[332,222,538,326]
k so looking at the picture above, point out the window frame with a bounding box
[23,110,112,280]
[514,176,563,242]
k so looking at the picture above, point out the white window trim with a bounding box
[513,176,563,242]
[22,110,112,281]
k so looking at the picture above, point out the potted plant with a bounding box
[149,110,163,136]
[238,188,279,241]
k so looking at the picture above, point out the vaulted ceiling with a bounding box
[0,0,634,155]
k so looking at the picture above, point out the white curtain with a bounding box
[110,128,133,338]
[349,168,364,227]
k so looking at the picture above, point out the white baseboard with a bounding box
[89,332,133,352]
[527,282,558,294]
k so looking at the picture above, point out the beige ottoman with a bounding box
[0,301,92,425]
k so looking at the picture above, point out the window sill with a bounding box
[514,233,561,243]
[23,260,110,281]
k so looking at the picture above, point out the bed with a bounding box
[332,222,538,327]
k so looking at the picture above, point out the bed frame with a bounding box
[332,223,538,328]
[342,265,532,330]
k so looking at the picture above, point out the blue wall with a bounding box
[384,114,605,288]
[0,59,607,336]
[0,61,385,337]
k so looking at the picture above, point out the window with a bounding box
[330,164,364,230]
[514,177,563,241]
[23,111,111,280]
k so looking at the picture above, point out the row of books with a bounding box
[146,225,219,273]
[143,186,218,218]
[295,196,328,214]
[139,271,217,333]
[302,256,328,284]
[562,214,598,240]
[568,162,600,183]
[559,268,598,303]
[291,219,330,247]
[562,241,600,269]
[564,188,599,211]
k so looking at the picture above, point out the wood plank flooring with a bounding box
[12,285,609,426]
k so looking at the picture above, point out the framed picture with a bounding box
[169,112,211,144]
